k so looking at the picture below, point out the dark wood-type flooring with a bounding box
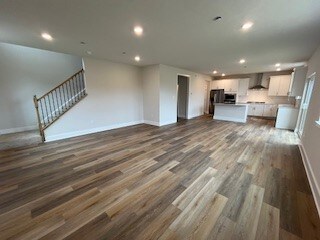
[0,116,319,239]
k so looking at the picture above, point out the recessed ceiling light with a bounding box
[41,33,53,41]
[242,22,253,30]
[134,26,143,36]
[275,63,281,67]
[222,73,226,77]
[86,51,92,55]
[135,55,141,62]
[213,70,218,74]
[239,59,246,64]
[276,68,281,71]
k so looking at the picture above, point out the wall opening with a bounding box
[177,75,189,121]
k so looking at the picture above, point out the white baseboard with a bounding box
[45,120,144,142]
[46,119,180,142]
[143,120,160,126]
[143,120,177,127]
[159,120,176,126]
[0,125,37,135]
[187,113,203,119]
[299,144,320,217]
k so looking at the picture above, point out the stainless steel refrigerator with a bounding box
[209,89,225,114]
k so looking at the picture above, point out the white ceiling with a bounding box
[1,0,320,75]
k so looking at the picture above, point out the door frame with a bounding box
[177,74,190,119]
[204,80,210,114]
[295,72,316,138]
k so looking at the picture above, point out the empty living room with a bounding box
[1,0,320,239]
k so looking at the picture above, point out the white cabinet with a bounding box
[268,75,292,96]
[278,76,292,96]
[254,105,264,116]
[223,79,238,93]
[211,80,224,90]
[248,104,277,117]
[248,105,254,115]
[248,104,264,116]
[238,78,250,96]
[211,79,239,92]
[211,78,249,94]
[268,76,280,96]
[275,107,299,130]
[262,104,278,117]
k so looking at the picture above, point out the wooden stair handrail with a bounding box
[36,69,84,101]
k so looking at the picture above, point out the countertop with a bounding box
[237,102,278,105]
[278,104,298,109]
[214,103,248,107]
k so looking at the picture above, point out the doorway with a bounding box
[177,75,189,121]
[296,73,315,137]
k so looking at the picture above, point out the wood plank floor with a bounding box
[0,116,319,240]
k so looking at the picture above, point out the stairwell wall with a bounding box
[45,57,144,141]
[0,42,83,134]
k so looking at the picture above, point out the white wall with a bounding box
[0,42,83,134]
[0,44,209,139]
[189,72,211,118]
[142,65,160,126]
[159,65,179,125]
[45,57,143,141]
[159,64,210,125]
[141,64,210,126]
[300,44,320,213]
[237,90,295,104]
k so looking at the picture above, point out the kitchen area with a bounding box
[209,66,308,130]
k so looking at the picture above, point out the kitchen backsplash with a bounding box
[237,90,295,104]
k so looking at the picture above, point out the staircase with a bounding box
[33,69,87,142]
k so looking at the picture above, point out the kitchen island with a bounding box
[213,103,249,123]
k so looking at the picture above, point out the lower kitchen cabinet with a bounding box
[248,104,264,116]
[262,104,278,117]
[248,104,277,117]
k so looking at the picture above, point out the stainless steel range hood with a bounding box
[249,73,267,90]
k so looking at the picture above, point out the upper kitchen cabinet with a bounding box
[211,79,248,94]
[289,66,308,97]
[278,75,292,95]
[238,78,250,96]
[268,76,281,96]
[223,79,238,92]
[268,75,292,96]
[211,80,224,90]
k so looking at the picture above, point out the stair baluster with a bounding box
[33,69,87,142]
